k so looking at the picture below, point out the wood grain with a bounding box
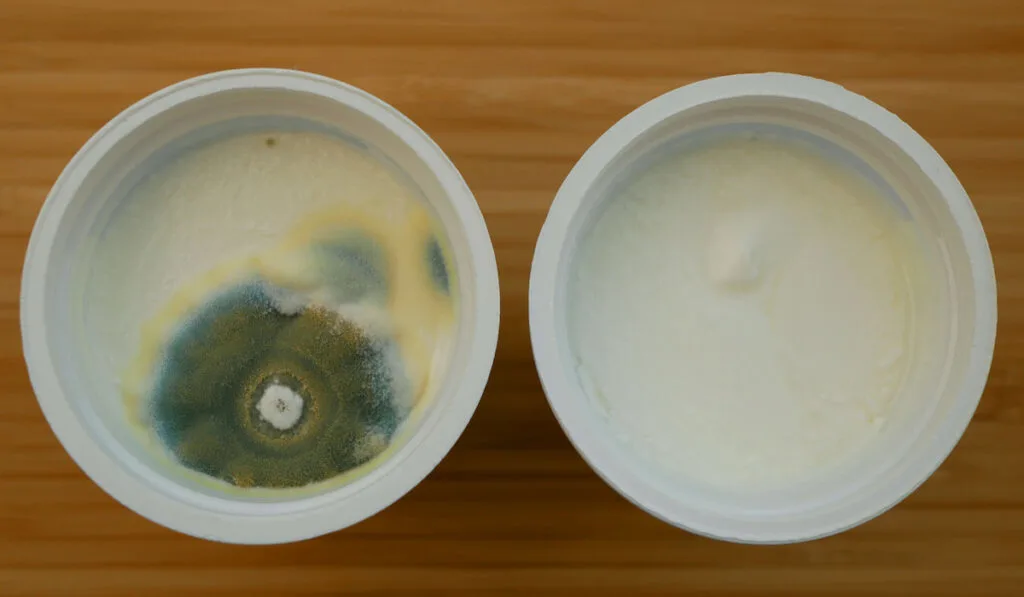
[2,0,1023,595]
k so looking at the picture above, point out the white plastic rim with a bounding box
[529,73,997,543]
[22,69,500,543]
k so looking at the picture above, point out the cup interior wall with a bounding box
[554,96,976,531]
[42,87,481,510]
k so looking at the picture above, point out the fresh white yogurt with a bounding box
[569,133,931,491]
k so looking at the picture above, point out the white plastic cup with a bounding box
[530,73,997,543]
[21,69,500,543]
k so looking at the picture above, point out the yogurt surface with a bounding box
[569,133,929,490]
[82,130,456,491]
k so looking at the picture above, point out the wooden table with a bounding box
[2,1,1023,595]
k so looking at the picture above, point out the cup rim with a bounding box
[21,68,501,544]
[529,72,997,543]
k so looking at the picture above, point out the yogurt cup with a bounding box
[21,69,500,543]
[529,73,997,543]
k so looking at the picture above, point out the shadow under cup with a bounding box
[22,70,500,543]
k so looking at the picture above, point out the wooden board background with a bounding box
[1,0,1023,595]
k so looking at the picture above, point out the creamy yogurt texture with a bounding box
[569,134,927,491]
[83,130,456,491]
